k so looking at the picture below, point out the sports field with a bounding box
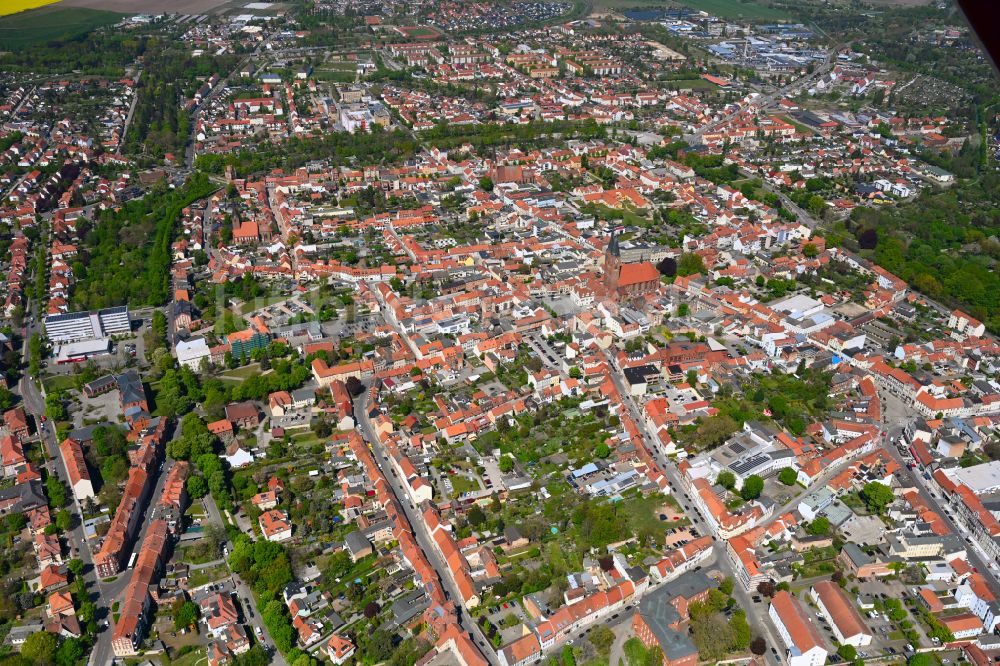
[0,5,121,49]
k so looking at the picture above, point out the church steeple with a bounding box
[608,227,620,257]
[605,227,622,295]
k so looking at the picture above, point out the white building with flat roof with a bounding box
[943,461,1000,494]
[45,306,130,343]
[176,337,211,370]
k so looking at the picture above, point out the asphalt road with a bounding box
[21,374,115,664]
[200,491,288,665]
[683,48,840,144]
[353,390,499,666]
[876,391,1000,597]
[602,353,785,663]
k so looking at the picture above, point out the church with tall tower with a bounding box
[603,230,661,302]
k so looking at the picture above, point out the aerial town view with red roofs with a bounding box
[0,0,999,665]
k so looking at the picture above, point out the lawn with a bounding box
[594,0,672,10]
[778,114,816,135]
[187,564,229,589]
[239,294,289,314]
[315,69,357,83]
[44,374,79,393]
[0,6,123,49]
[450,474,480,498]
[219,363,263,380]
[291,431,322,447]
[163,647,206,666]
[624,494,691,541]
[185,504,207,518]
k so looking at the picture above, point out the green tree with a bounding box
[589,625,615,657]
[805,516,830,536]
[623,638,648,666]
[325,550,353,580]
[5,512,27,533]
[174,600,200,630]
[55,510,72,532]
[690,612,736,662]
[21,632,58,665]
[694,414,738,449]
[839,644,857,661]
[778,467,798,486]
[45,393,66,420]
[186,475,209,499]
[677,252,706,277]
[0,386,14,410]
[46,476,67,508]
[716,470,736,490]
[54,637,85,666]
[67,559,84,578]
[731,610,751,650]
[468,504,486,526]
[361,629,394,663]
[807,194,826,216]
[740,475,764,501]
[861,481,894,514]
[802,242,819,258]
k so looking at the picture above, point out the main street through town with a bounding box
[877,391,1000,598]
[353,389,501,666]
[602,353,785,663]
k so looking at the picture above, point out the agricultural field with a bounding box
[59,0,232,12]
[0,0,60,17]
[0,5,122,49]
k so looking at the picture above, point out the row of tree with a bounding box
[73,173,216,309]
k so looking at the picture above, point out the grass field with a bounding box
[449,474,480,498]
[677,0,789,20]
[44,374,79,393]
[595,0,789,21]
[0,6,122,49]
[166,647,206,666]
[665,77,716,90]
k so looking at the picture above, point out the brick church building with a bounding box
[604,231,661,301]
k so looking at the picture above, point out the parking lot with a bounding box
[486,600,530,644]
[525,333,565,371]
[664,525,699,548]
[794,579,924,661]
